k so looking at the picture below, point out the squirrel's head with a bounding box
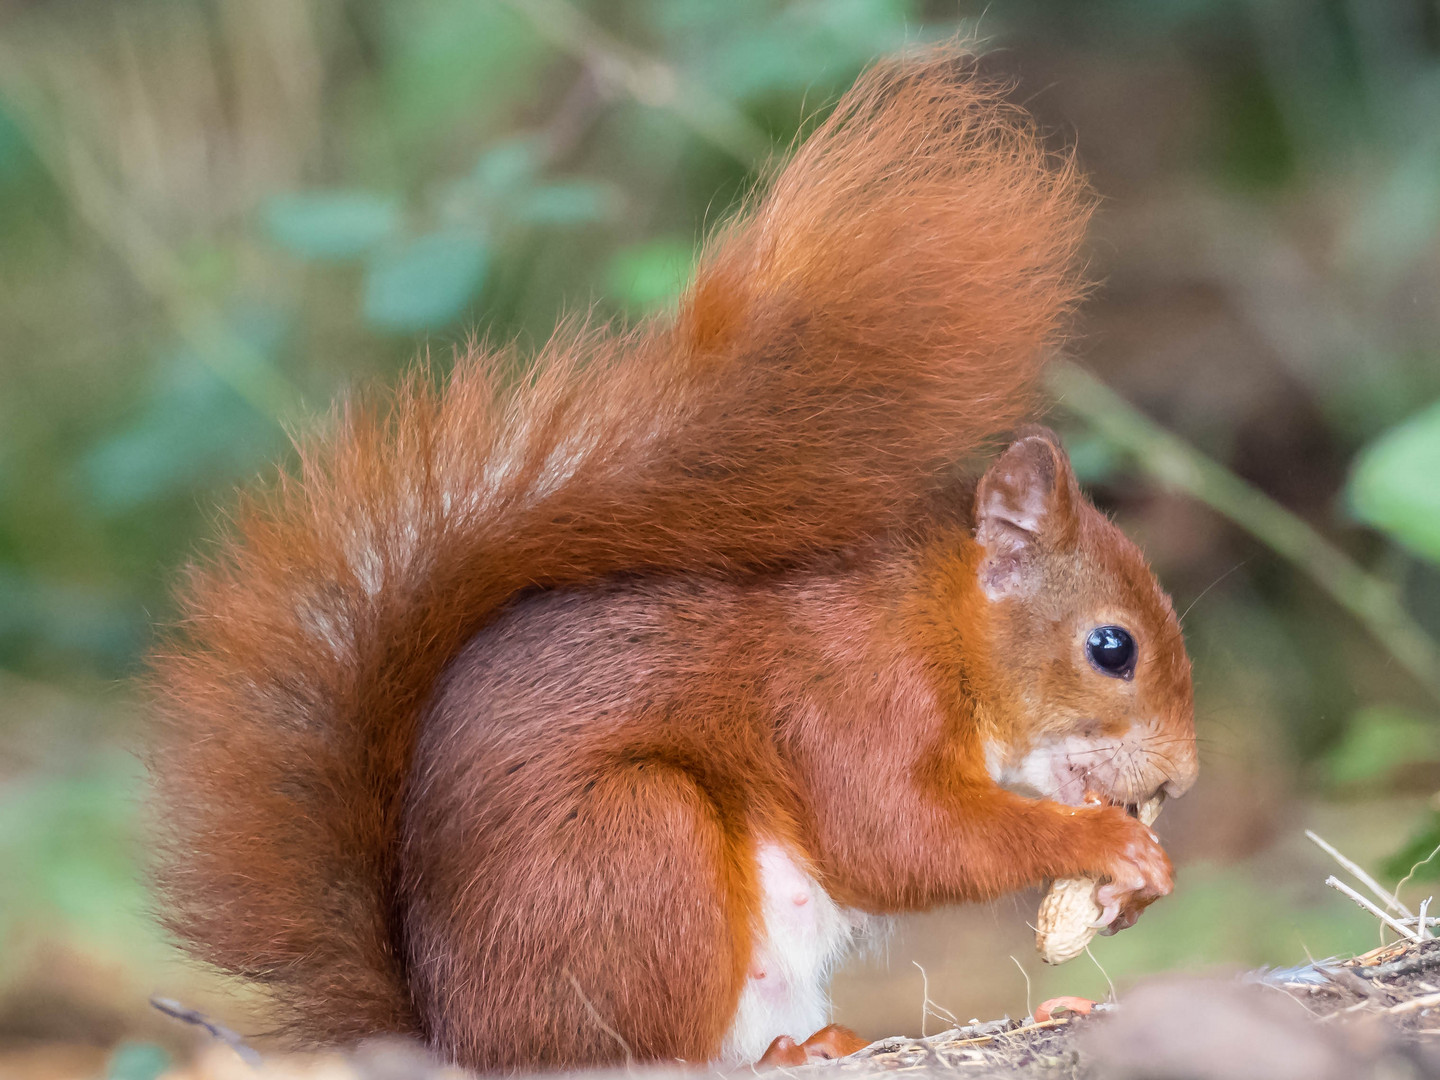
[958,427,1197,812]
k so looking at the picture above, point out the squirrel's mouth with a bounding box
[987,727,1184,809]
[1102,793,1166,820]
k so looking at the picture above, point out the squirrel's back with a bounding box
[147,44,1092,1050]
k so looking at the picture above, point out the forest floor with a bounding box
[134,937,1440,1080]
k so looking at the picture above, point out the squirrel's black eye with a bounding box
[1085,625,1136,679]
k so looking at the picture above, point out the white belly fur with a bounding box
[718,842,869,1065]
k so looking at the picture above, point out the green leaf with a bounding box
[1348,398,1440,562]
[0,101,35,187]
[363,230,489,331]
[108,1043,171,1080]
[604,237,696,311]
[472,137,544,195]
[1321,706,1440,787]
[264,192,401,260]
[516,182,614,225]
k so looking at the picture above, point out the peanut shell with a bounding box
[1035,796,1163,965]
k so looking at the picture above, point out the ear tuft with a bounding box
[974,427,1081,598]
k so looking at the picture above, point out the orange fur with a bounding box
[147,45,1193,1072]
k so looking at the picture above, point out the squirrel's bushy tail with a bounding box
[149,45,1091,1043]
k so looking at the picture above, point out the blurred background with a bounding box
[2,0,1440,1075]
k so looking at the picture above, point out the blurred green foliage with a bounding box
[1350,402,1440,563]
[263,192,402,260]
[1322,706,1439,788]
[3,0,1440,1050]
[107,1042,171,1080]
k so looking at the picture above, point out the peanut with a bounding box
[1035,796,1163,965]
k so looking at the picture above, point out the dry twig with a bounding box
[1308,830,1413,917]
[150,997,262,1066]
[1326,876,1423,942]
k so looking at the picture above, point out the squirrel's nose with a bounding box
[1161,766,1197,800]
[1168,731,1200,797]
[1141,714,1198,799]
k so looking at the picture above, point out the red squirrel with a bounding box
[148,46,1197,1073]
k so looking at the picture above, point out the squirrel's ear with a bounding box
[974,427,1081,598]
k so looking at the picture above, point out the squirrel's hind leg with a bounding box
[402,751,752,1071]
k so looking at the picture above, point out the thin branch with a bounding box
[1347,939,1440,980]
[1050,363,1440,705]
[494,0,773,168]
[150,997,262,1067]
[1306,829,1413,918]
[1385,990,1440,1015]
[1325,875,1423,942]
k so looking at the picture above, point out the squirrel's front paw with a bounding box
[1091,813,1172,932]
[1036,799,1173,963]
